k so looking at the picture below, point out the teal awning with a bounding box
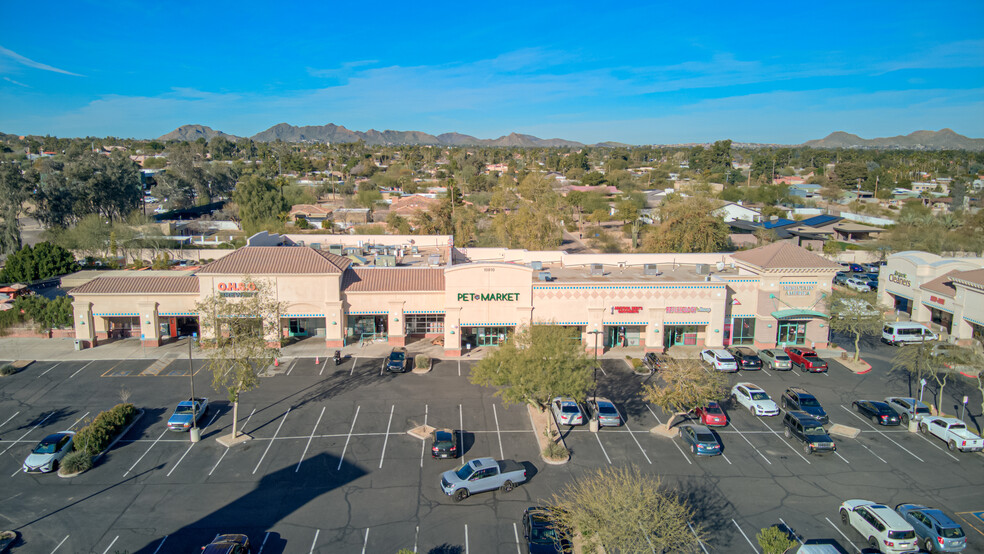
[772,309,828,320]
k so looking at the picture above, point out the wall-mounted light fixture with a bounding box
[394,317,400,322]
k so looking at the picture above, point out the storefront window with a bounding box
[466,327,510,347]
[349,315,387,341]
[929,308,953,333]
[892,295,911,314]
[406,314,444,335]
[971,322,983,344]
[776,320,807,346]
[664,325,699,348]
[731,318,756,345]
[606,325,642,347]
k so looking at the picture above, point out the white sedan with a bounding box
[731,383,779,416]
[551,397,585,426]
[845,277,872,292]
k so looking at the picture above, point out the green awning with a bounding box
[771,309,828,319]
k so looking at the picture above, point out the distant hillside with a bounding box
[157,125,241,142]
[248,123,586,147]
[803,129,984,151]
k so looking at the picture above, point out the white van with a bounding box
[881,322,937,346]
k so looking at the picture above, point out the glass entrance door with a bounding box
[776,321,806,346]
[477,327,509,346]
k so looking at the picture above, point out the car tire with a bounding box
[868,537,879,550]
[781,399,787,410]
[51,460,58,471]
[925,537,935,552]
[784,426,791,438]
[749,406,756,416]
[840,509,849,525]
[853,403,859,412]
[948,440,957,452]
[900,414,909,425]
[920,423,928,435]
[454,489,469,502]
[501,480,514,493]
[871,415,879,425]
[803,443,812,455]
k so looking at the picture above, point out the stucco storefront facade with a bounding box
[70,240,842,355]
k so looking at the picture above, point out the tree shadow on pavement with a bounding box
[676,476,733,539]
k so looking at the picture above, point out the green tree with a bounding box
[826,291,884,362]
[757,526,796,554]
[469,325,593,409]
[0,161,30,254]
[196,277,283,439]
[890,343,953,415]
[0,242,79,283]
[232,175,288,235]
[548,466,706,553]
[640,196,729,253]
[642,358,729,427]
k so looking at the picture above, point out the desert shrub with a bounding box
[757,525,796,554]
[74,403,137,456]
[414,355,430,369]
[543,441,570,460]
[0,364,18,376]
[60,450,93,474]
[630,358,643,369]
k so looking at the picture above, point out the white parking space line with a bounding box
[640,523,657,553]
[645,405,691,463]
[420,405,428,468]
[688,522,709,554]
[257,531,271,554]
[297,406,326,472]
[9,465,20,477]
[124,429,167,476]
[833,451,850,464]
[379,405,395,469]
[241,408,257,434]
[778,518,803,544]
[727,422,772,465]
[285,358,298,376]
[646,405,663,424]
[721,453,733,464]
[69,360,94,379]
[208,448,230,476]
[361,528,370,554]
[459,404,464,453]
[36,362,61,378]
[621,419,652,464]
[594,433,612,464]
[338,405,361,470]
[350,357,358,376]
[202,411,219,430]
[0,411,19,431]
[414,525,419,553]
[598,364,607,376]
[457,361,461,377]
[151,535,168,554]
[166,442,195,477]
[760,366,772,376]
[308,529,319,553]
[732,519,759,552]
[513,522,522,554]
[50,535,69,553]
[253,408,290,474]
[493,404,505,459]
[912,428,961,461]
[100,535,119,554]
[839,406,924,462]
[758,419,811,464]
[824,516,861,553]
[319,357,329,375]
[68,412,90,430]
[464,524,469,554]
[0,412,53,456]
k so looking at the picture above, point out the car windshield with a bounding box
[32,439,60,454]
[915,406,931,415]
[597,404,618,415]
[530,524,559,544]
[434,432,453,445]
[887,530,916,540]
[775,355,789,361]
[454,464,474,480]
[706,405,723,415]
[561,404,580,413]
[799,398,820,407]
[940,526,965,539]
[389,352,405,361]
[803,353,819,359]
[950,423,966,430]
[750,392,769,401]
[696,432,715,442]
[174,405,196,415]
[803,426,827,436]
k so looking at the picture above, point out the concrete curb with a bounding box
[527,404,570,465]
[650,423,680,438]
[61,407,145,477]
[411,360,433,374]
[217,433,253,447]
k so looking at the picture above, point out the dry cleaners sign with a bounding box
[888,271,911,287]
[457,292,520,302]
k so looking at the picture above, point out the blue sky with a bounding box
[1,0,982,144]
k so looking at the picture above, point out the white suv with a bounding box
[839,499,918,553]
[845,277,872,292]
[700,349,738,372]
[731,383,779,416]
[551,397,585,426]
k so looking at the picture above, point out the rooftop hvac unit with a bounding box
[716,261,725,271]
[428,254,441,266]
[590,264,604,276]
[696,264,710,275]
[376,255,396,267]
[530,261,543,270]
[411,245,419,254]
[644,264,659,275]
[310,243,321,250]
[538,272,552,281]
[296,240,305,247]
[328,245,343,255]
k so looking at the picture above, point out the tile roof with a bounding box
[950,268,984,290]
[731,242,842,271]
[920,271,959,298]
[197,246,351,275]
[342,267,445,292]
[71,276,200,295]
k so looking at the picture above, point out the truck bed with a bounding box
[497,460,524,474]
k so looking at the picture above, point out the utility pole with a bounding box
[188,335,200,443]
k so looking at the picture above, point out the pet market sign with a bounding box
[457,292,521,302]
[887,271,911,288]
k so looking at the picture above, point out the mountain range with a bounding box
[156,124,984,150]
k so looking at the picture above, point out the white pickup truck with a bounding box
[919,416,984,452]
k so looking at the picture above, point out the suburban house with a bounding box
[289,204,334,226]
[387,195,442,217]
[715,202,762,223]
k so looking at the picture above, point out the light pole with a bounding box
[919,378,927,404]
[188,333,200,443]
[587,329,603,400]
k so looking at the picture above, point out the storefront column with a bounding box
[584,308,605,356]
[72,300,96,348]
[952,304,973,345]
[444,307,462,357]
[645,308,664,353]
[912,301,932,326]
[388,301,406,346]
[325,302,345,348]
[137,301,161,347]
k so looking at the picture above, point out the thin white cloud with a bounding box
[0,45,83,76]
[3,76,29,87]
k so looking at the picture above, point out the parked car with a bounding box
[866,277,879,290]
[384,347,409,372]
[834,272,850,286]
[919,416,984,452]
[783,411,836,455]
[642,352,662,372]
[700,349,738,372]
[846,277,872,292]
[853,400,901,426]
[839,499,918,553]
[551,397,585,426]
[585,397,622,427]
[864,263,881,273]
[731,383,779,416]
[726,346,762,370]
[440,457,528,502]
[894,503,967,552]
[167,397,209,431]
[780,387,829,424]
[759,348,793,370]
[693,401,728,427]
[884,397,932,426]
[431,429,458,459]
[22,431,75,473]
[847,263,865,273]
[882,322,937,346]
[201,534,251,554]
[679,424,722,456]
[784,347,828,373]
[522,507,572,553]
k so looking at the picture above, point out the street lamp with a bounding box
[188,333,200,443]
[919,378,927,404]
[587,329,603,400]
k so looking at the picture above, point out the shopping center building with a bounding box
[878,251,984,345]
[69,234,842,356]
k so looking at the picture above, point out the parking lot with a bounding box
[1,338,982,553]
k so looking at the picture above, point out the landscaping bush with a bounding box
[414,354,430,370]
[74,403,138,457]
[630,358,643,370]
[0,364,18,376]
[757,525,796,554]
[60,450,93,474]
[542,441,570,460]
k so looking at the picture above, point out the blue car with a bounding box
[680,424,722,456]
[895,503,966,552]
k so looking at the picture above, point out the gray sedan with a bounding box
[759,348,792,370]
[586,397,622,427]
[679,424,722,456]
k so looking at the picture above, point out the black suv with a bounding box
[384,347,409,372]
[726,346,762,370]
[643,352,661,372]
[780,387,828,424]
[431,429,458,459]
[783,411,836,455]
[202,534,251,554]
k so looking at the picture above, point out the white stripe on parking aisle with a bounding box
[50,535,69,553]
[100,535,119,554]
[166,442,196,477]
[0,411,19,431]
[620,417,652,464]
[319,356,329,375]
[856,441,888,463]
[459,404,464,453]
[646,405,691,464]
[688,522,709,554]
[124,429,167,476]
[824,516,861,553]
[732,519,759,552]
[151,535,168,554]
[308,529,319,553]
[839,405,924,462]
[757,419,810,464]
[361,528,370,554]
[297,406,326,472]
[257,532,271,554]
[513,522,522,554]
[912,426,960,461]
[0,413,52,456]
[594,433,612,464]
[253,408,290,474]
[68,412,90,430]
[420,405,428,468]
[493,404,504,459]
[208,448,230,476]
[350,357,358,376]
[379,404,395,469]
[464,524,469,554]
[69,360,94,379]
[727,422,772,465]
[36,362,61,378]
[778,518,802,545]
[338,405,361,470]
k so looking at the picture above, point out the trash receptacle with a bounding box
[74,339,82,351]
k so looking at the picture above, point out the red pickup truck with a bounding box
[783,347,828,373]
